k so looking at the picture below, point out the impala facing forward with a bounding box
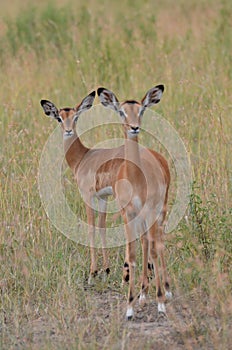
[98,85,172,319]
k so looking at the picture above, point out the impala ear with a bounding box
[97,87,120,112]
[40,100,59,119]
[140,85,164,116]
[76,91,95,115]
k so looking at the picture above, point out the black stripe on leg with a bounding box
[157,287,163,298]
[165,282,170,289]
[123,261,130,282]
[124,274,130,282]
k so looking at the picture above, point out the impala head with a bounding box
[97,85,164,138]
[40,91,95,139]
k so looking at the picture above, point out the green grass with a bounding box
[0,0,231,349]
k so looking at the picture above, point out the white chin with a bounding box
[64,133,74,139]
[128,132,139,139]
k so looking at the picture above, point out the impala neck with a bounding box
[124,136,141,176]
[63,131,89,172]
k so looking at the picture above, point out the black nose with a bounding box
[65,130,72,134]
[131,126,139,131]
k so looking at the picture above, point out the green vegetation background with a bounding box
[0,0,231,349]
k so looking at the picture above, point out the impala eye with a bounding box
[138,107,145,117]
[85,104,92,109]
[119,110,126,118]
[57,117,62,123]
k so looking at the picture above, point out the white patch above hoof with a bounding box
[88,275,95,285]
[165,291,173,300]
[101,271,109,283]
[126,306,134,320]
[158,302,166,314]
[139,293,146,306]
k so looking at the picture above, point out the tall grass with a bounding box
[0,0,231,349]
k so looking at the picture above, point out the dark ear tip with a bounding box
[89,91,96,97]
[97,87,105,96]
[40,99,46,106]
[40,99,51,106]
[157,84,164,92]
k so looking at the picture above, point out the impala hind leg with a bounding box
[159,224,172,300]
[98,199,110,279]
[149,223,166,314]
[159,203,172,300]
[148,260,154,279]
[122,261,130,284]
[86,204,97,284]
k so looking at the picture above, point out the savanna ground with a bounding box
[0,0,231,349]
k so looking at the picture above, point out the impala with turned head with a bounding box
[40,91,116,281]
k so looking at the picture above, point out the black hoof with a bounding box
[126,315,133,321]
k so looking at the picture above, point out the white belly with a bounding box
[96,186,113,198]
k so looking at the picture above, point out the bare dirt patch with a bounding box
[0,290,198,349]
[85,289,194,350]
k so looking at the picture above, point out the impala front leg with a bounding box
[86,204,97,284]
[126,239,136,320]
[124,211,137,320]
[139,230,149,306]
[98,198,110,278]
